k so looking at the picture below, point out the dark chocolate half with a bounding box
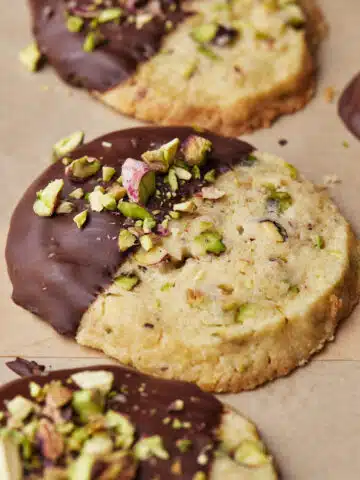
[5,126,254,336]
[29,0,189,91]
[0,364,224,479]
[338,72,360,140]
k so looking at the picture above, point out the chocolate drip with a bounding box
[28,0,188,91]
[0,364,224,479]
[5,126,253,336]
[338,72,360,140]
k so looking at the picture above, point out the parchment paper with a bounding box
[1,1,360,477]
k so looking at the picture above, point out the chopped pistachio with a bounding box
[7,396,34,422]
[139,234,154,252]
[0,436,23,480]
[105,411,135,449]
[201,186,225,199]
[183,60,198,79]
[53,131,84,161]
[71,370,114,394]
[102,193,117,211]
[102,166,116,182]
[68,453,96,479]
[174,166,192,180]
[66,156,101,180]
[176,438,192,453]
[107,184,127,201]
[173,200,197,213]
[182,135,212,166]
[134,435,169,461]
[236,303,258,323]
[69,187,84,200]
[116,175,123,185]
[191,24,218,44]
[234,440,269,466]
[33,179,64,217]
[98,8,123,23]
[141,138,180,172]
[56,201,74,214]
[118,202,153,221]
[193,472,206,480]
[197,44,220,60]
[89,189,104,212]
[29,382,42,399]
[73,210,88,229]
[114,275,139,291]
[168,169,179,192]
[83,31,104,52]
[261,220,285,243]
[83,433,113,456]
[284,161,298,179]
[143,216,156,232]
[192,165,201,179]
[194,231,226,255]
[122,158,156,204]
[134,246,168,266]
[265,185,292,213]
[169,211,180,219]
[118,229,137,252]
[72,390,104,423]
[66,16,84,33]
[204,169,216,183]
[19,42,43,72]
[314,235,325,249]
[160,282,175,292]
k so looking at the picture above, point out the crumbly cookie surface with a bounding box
[77,151,360,392]
[0,365,278,479]
[28,0,325,135]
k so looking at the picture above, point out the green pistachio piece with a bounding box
[204,169,216,183]
[193,472,206,480]
[118,202,153,221]
[141,138,180,172]
[29,382,42,399]
[168,169,179,192]
[174,166,192,180]
[116,175,123,185]
[182,135,212,166]
[134,246,168,266]
[69,188,84,200]
[98,8,123,23]
[71,370,114,394]
[191,23,218,43]
[114,275,139,291]
[192,165,201,179]
[194,231,226,255]
[19,42,43,72]
[236,303,258,324]
[56,201,74,214]
[134,435,169,461]
[66,16,84,32]
[72,390,104,423]
[173,200,197,213]
[68,427,90,452]
[314,235,325,249]
[0,436,23,480]
[105,411,135,449]
[83,31,104,52]
[73,210,88,229]
[33,179,64,217]
[118,229,137,252]
[53,131,84,161]
[102,166,116,182]
[68,453,96,480]
[140,234,154,252]
[66,156,101,179]
[7,396,34,422]
[176,439,192,453]
[183,59,198,79]
[83,434,113,456]
[234,440,269,466]
[284,162,298,179]
[197,44,220,60]
[89,189,104,212]
[266,185,293,213]
[139,170,156,205]
[169,211,180,219]
[107,184,127,201]
[102,193,117,211]
[143,216,156,232]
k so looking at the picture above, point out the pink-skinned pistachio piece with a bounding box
[122,158,156,205]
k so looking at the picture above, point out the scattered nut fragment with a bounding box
[173,200,197,213]
[69,187,84,200]
[114,275,140,291]
[98,7,123,23]
[56,201,74,214]
[102,166,116,182]
[122,158,156,204]
[19,42,43,72]
[182,135,212,166]
[324,86,335,104]
[52,131,84,161]
[201,186,225,200]
[33,179,64,217]
[186,289,206,307]
[107,183,127,201]
[46,381,73,408]
[134,435,169,460]
[66,15,84,32]
[66,156,101,180]
[142,138,180,172]
[73,210,88,229]
[118,229,137,252]
[234,439,270,466]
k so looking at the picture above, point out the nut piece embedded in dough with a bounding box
[118,229,137,252]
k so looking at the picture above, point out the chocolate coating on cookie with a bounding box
[6,127,253,336]
[339,72,360,140]
[29,0,188,91]
[0,364,223,478]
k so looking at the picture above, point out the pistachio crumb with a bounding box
[73,210,88,229]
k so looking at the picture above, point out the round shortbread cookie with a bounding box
[6,127,360,393]
[27,0,326,136]
[0,364,278,479]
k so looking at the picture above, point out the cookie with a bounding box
[6,127,360,393]
[26,0,326,136]
[0,364,278,479]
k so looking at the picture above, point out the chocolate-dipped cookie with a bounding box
[6,127,360,393]
[22,0,326,136]
[0,364,277,479]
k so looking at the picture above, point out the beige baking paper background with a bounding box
[1,1,360,478]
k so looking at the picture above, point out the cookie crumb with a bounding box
[278,139,288,147]
[324,86,336,103]
[323,174,341,186]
